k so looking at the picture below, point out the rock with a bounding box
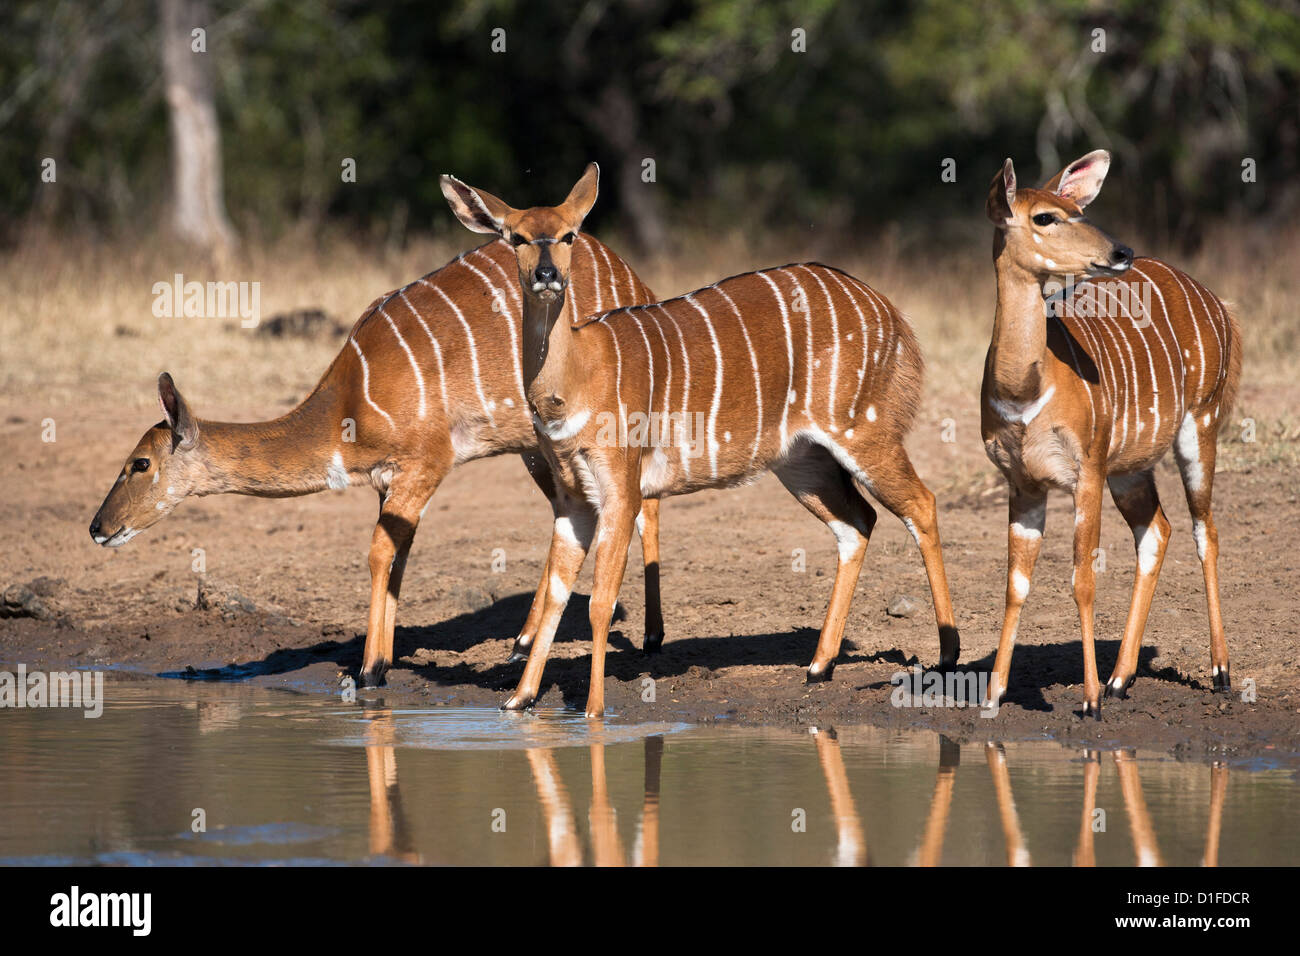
[1,583,54,620]
[196,577,258,618]
[886,594,920,618]
[255,308,346,339]
[28,576,64,598]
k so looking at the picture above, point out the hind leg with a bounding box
[638,498,665,653]
[851,446,960,668]
[774,446,877,681]
[1173,413,1230,691]
[1104,470,1172,698]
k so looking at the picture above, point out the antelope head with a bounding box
[987,149,1134,280]
[439,163,600,305]
[89,373,206,547]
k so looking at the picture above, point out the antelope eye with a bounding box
[511,233,529,247]
[131,458,150,473]
[1032,213,1057,227]
[561,232,576,245]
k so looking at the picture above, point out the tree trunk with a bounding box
[159,0,234,250]
[584,83,668,256]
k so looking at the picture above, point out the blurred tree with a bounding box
[160,0,235,250]
[0,0,1296,247]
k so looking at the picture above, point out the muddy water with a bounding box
[1,677,1297,866]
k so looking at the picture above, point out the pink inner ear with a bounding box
[1059,160,1093,193]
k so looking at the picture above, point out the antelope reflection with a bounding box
[525,736,664,867]
[805,732,1228,867]
[990,745,1228,867]
[811,727,868,865]
[362,708,420,863]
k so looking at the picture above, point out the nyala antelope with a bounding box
[89,237,662,686]
[442,163,959,717]
[981,149,1241,716]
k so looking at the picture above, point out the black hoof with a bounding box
[806,661,835,683]
[644,631,664,655]
[358,666,387,689]
[508,637,531,663]
[1104,675,1133,700]
[1212,667,1232,694]
[1082,699,1102,720]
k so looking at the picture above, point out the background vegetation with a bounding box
[3,0,1298,252]
[1,0,1297,483]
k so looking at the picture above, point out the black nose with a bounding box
[89,518,101,538]
[534,265,558,285]
[1111,245,1134,266]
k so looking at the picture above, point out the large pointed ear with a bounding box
[439,175,513,235]
[158,372,199,450]
[1043,149,1110,209]
[986,158,1017,224]
[560,163,599,227]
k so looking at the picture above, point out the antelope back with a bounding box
[580,263,922,494]
[338,236,653,456]
[1048,259,1241,472]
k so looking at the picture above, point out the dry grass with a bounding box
[1,222,1296,458]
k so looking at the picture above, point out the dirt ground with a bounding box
[3,374,1298,767]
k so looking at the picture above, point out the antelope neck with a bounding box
[521,290,589,410]
[192,387,345,497]
[988,251,1053,404]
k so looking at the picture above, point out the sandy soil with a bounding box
[2,384,1298,765]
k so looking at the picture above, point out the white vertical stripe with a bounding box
[348,338,396,429]
[779,268,815,422]
[421,279,496,426]
[758,271,794,450]
[824,269,869,419]
[580,237,603,314]
[398,290,449,417]
[657,304,693,477]
[1144,259,1204,398]
[799,266,840,428]
[378,304,427,418]
[646,310,674,449]
[713,284,763,464]
[461,251,527,403]
[685,294,724,478]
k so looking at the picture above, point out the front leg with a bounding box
[511,451,561,661]
[504,500,595,710]
[584,485,640,718]
[985,487,1047,710]
[1071,471,1105,718]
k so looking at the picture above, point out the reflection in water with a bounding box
[1203,762,1228,868]
[523,737,665,867]
[1,679,1280,867]
[363,709,420,864]
[915,737,960,867]
[811,728,867,866]
[987,743,1030,866]
[353,717,1232,868]
[785,734,1227,869]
